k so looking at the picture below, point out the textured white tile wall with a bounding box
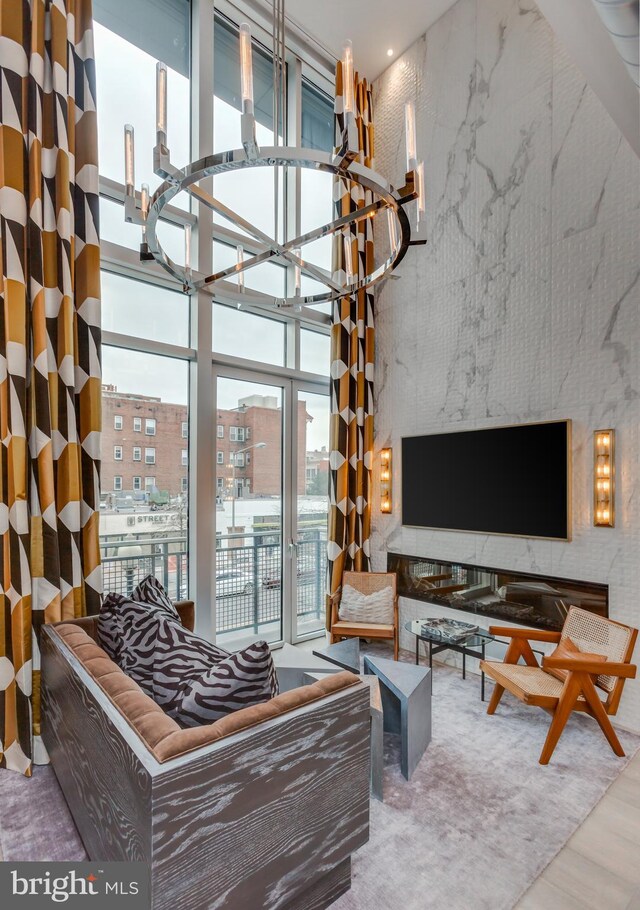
[372,0,640,730]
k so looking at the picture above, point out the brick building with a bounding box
[101,388,309,501]
[215,395,310,498]
[101,385,188,499]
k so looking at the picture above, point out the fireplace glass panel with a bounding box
[387,554,607,632]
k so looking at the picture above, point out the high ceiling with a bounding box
[284,0,458,81]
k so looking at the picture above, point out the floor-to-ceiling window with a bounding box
[95,0,334,645]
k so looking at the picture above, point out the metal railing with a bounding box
[100,528,327,635]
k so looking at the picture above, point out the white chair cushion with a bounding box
[338,584,394,624]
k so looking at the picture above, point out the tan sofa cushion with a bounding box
[53,623,360,763]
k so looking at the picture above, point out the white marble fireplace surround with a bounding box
[370,0,640,730]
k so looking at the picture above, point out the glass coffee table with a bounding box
[405,619,495,701]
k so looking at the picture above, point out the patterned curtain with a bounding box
[0,0,102,775]
[326,61,375,627]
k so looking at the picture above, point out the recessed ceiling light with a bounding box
[387,48,394,57]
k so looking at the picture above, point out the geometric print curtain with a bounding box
[326,60,375,626]
[0,0,102,775]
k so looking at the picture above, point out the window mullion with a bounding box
[189,0,216,642]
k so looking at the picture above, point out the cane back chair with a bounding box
[481,606,637,764]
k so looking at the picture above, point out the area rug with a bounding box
[0,653,638,910]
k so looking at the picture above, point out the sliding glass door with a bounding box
[214,373,285,650]
[214,367,329,648]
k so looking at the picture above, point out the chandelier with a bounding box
[122,1,426,310]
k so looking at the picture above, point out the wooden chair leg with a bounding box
[394,630,399,661]
[486,683,505,715]
[539,676,581,765]
[580,674,625,757]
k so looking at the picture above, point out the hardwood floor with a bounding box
[517,749,640,910]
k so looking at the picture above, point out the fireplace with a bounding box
[387,553,608,632]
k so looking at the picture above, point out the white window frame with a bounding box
[182,421,188,438]
[181,476,188,493]
[114,415,123,430]
[98,1,333,646]
[217,425,224,438]
[133,417,142,432]
[133,446,141,461]
[145,476,156,490]
[216,451,224,464]
[114,445,123,461]
[133,476,142,490]
[145,418,156,436]
[235,452,244,467]
[182,449,188,466]
[113,476,122,491]
[145,447,156,465]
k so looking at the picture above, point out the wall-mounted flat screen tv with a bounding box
[401,421,571,540]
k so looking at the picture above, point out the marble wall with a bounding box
[371,0,640,729]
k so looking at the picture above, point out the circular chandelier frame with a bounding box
[144,146,413,308]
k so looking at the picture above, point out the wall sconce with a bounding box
[380,448,392,513]
[594,430,614,527]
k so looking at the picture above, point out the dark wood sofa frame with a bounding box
[41,604,371,910]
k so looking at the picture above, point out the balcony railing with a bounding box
[100,529,327,636]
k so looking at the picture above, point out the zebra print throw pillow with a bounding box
[97,593,167,696]
[131,574,180,620]
[97,589,276,725]
[150,613,230,713]
[98,592,230,702]
[172,639,279,726]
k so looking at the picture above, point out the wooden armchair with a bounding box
[330,571,399,660]
[481,607,637,764]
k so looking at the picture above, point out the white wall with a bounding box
[371,0,640,729]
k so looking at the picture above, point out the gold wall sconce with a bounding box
[380,448,392,513]
[594,430,614,527]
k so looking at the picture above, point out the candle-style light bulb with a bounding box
[343,40,355,114]
[404,101,417,172]
[344,234,354,285]
[124,124,135,196]
[239,24,254,115]
[237,245,245,291]
[140,183,149,220]
[416,160,425,226]
[293,248,302,296]
[156,62,168,145]
[184,224,192,274]
[387,207,399,253]
[140,182,149,242]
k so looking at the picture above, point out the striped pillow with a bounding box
[150,613,230,712]
[97,591,229,701]
[171,640,279,726]
[131,574,180,620]
[97,588,277,725]
[97,593,167,696]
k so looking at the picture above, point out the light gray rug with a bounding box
[0,652,638,910]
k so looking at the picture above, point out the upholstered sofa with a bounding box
[41,602,371,910]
